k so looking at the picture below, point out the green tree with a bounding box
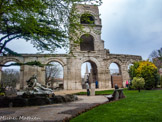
[0,0,102,55]
[132,77,145,92]
[128,61,158,90]
[128,62,139,80]
[149,47,162,69]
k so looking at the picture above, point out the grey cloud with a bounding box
[100,0,162,59]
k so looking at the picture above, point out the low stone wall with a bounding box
[0,94,78,107]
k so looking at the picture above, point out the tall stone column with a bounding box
[98,68,111,89]
[121,64,129,88]
[74,66,82,90]
[66,58,82,90]
[65,58,81,90]
[20,66,24,89]
[63,65,68,90]
[65,58,72,90]
[107,69,112,88]
[39,67,45,85]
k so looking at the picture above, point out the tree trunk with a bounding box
[138,87,141,92]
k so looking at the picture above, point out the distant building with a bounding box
[82,64,89,89]
[47,78,63,90]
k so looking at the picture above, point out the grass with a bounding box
[75,90,114,95]
[71,90,162,122]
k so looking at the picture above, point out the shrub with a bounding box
[128,62,139,80]
[0,92,5,96]
[129,61,158,90]
[132,77,145,92]
[128,81,134,90]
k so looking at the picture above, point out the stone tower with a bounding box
[70,4,105,53]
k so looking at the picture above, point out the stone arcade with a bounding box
[0,4,141,90]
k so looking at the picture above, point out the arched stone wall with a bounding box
[106,59,124,88]
[0,58,21,65]
[70,31,101,52]
[107,59,123,67]
[45,58,66,66]
[45,58,66,89]
[0,58,24,89]
[78,31,102,51]
[0,53,142,90]
[80,34,94,51]
[81,57,100,68]
[107,59,123,74]
[126,59,137,70]
[80,13,95,24]
[82,60,98,82]
[79,10,99,24]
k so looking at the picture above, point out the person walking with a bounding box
[86,81,90,96]
[95,80,98,88]
[126,80,129,88]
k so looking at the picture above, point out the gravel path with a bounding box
[0,95,108,122]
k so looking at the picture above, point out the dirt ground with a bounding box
[0,95,109,121]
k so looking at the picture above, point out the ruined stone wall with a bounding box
[0,51,141,90]
[0,4,142,90]
[0,54,68,89]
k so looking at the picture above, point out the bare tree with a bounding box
[45,62,63,87]
[110,69,120,75]
[149,47,162,69]
[1,69,20,88]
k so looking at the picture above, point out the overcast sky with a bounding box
[7,0,162,60]
[99,0,162,59]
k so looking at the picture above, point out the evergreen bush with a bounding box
[132,77,145,92]
[129,61,158,90]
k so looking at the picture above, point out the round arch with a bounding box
[80,34,94,51]
[107,59,123,68]
[0,58,21,65]
[0,59,21,89]
[80,13,95,24]
[82,60,98,74]
[107,59,123,88]
[45,59,64,90]
[45,58,66,67]
[126,59,136,71]
[126,59,136,66]
[0,58,22,71]
[126,59,141,68]
[80,10,97,21]
[79,32,98,41]
[81,57,100,68]
[81,59,98,89]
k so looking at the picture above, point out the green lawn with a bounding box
[75,90,114,95]
[71,90,162,122]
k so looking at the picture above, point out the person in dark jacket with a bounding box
[86,80,90,96]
